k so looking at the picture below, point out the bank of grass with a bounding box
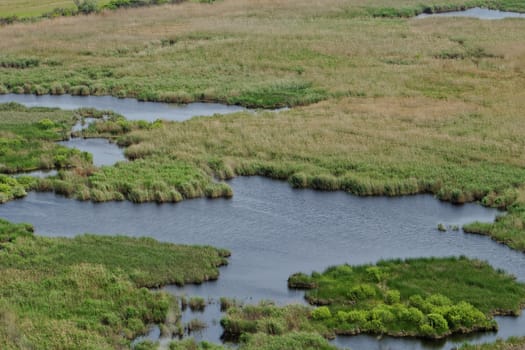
[38,157,233,202]
[0,0,213,21]
[0,0,524,107]
[8,0,518,203]
[283,257,525,339]
[464,202,525,252]
[459,337,525,349]
[0,218,229,349]
[1,0,524,21]
[162,332,339,350]
[114,99,525,206]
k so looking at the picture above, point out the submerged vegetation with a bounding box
[0,218,229,349]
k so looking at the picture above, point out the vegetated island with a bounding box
[217,257,525,342]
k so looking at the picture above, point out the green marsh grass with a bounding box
[0,103,91,174]
[459,337,525,349]
[165,332,339,350]
[188,296,206,311]
[42,157,233,203]
[0,218,229,349]
[464,202,525,252]
[286,257,525,338]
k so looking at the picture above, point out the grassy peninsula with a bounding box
[0,218,229,349]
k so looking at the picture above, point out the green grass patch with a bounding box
[464,203,525,252]
[40,156,233,202]
[0,103,91,174]
[459,336,525,349]
[0,218,229,349]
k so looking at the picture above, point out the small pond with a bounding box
[58,138,126,167]
[417,7,525,20]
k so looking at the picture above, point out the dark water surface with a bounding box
[417,7,525,19]
[0,94,246,121]
[1,177,525,349]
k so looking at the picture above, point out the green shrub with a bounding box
[74,0,98,14]
[427,313,449,335]
[311,306,331,320]
[385,290,400,305]
[348,284,376,301]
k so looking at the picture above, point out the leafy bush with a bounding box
[385,290,401,305]
[74,0,98,14]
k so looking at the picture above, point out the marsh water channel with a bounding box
[3,94,525,349]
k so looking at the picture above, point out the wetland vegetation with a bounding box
[459,337,525,349]
[1,0,525,349]
[220,257,525,341]
[0,218,229,349]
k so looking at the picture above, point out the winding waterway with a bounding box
[0,94,246,121]
[2,95,525,349]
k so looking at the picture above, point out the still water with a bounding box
[1,176,524,349]
[58,138,126,167]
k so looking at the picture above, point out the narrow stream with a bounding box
[0,94,247,121]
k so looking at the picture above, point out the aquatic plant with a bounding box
[188,297,206,311]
